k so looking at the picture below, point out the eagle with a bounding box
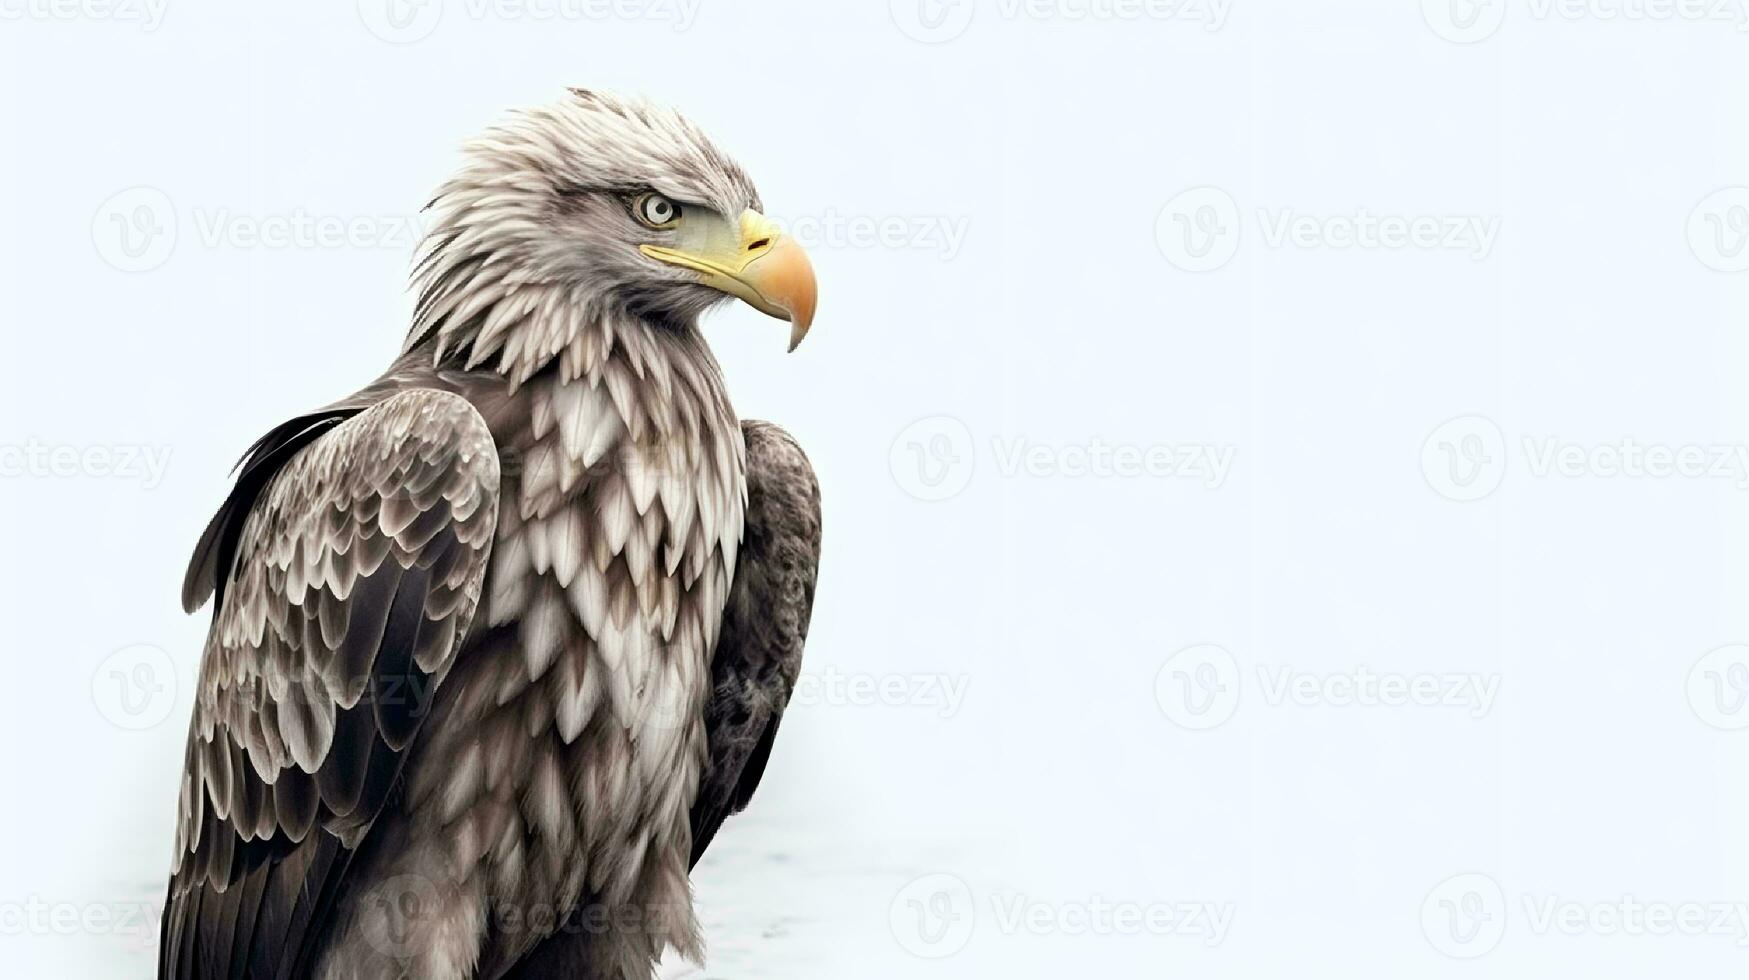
[156,90,822,980]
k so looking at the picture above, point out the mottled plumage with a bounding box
[159,90,821,980]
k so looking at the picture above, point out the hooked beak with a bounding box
[640,210,818,352]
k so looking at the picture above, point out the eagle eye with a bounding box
[633,192,681,229]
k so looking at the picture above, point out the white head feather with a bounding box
[406,90,764,386]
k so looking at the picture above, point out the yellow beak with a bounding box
[640,210,818,352]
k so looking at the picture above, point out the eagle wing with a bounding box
[159,389,500,980]
[690,421,822,867]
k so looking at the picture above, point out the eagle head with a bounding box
[410,89,817,372]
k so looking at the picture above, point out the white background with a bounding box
[3,0,1749,976]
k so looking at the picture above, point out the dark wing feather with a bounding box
[690,421,822,867]
[158,389,500,980]
[182,411,359,615]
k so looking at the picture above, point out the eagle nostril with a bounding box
[746,238,772,253]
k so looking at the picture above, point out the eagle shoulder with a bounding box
[160,388,501,980]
